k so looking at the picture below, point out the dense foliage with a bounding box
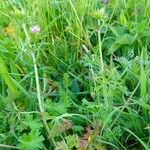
[0,0,150,149]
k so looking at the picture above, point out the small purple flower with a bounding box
[30,25,40,33]
[102,0,109,4]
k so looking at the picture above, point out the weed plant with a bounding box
[0,0,150,149]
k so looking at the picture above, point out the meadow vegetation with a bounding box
[0,0,150,149]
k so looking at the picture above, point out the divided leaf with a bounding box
[18,131,44,150]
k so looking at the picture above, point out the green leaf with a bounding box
[18,131,44,150]
[0,56,19,97]
[65,134,80,149]
[63,73,71,89]
[44,99,67,115]
[22,114,43,131]
[108,34,137,54]
[137,101,150,110]
[59,89,71,108]
[71,79,80,93]
[55,141,68,150]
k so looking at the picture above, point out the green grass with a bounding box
[0,0,150,149]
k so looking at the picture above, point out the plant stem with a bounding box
[69,0,84,34]
[32,53,44,112]
[0,144,19,149]
[98,20,104,73]
[32,53,54,142]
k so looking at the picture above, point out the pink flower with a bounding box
[30,25,40,33]
[102,0,109,4]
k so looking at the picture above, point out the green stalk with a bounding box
[32,53,44,112]
[32,53,55,146]
[98,20,104,73]
[0,144,19,149]
[140,49,147,100]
